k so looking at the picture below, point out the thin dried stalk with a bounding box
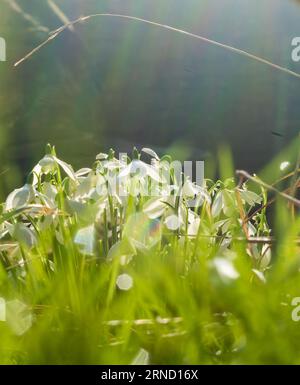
[182,234,300,245]
[13,13,300,79]
[243,176,300,225]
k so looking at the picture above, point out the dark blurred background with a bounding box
[0,0,300,195]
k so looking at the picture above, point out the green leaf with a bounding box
[222,190,236,217]
[239,190,262,206]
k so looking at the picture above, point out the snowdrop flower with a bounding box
[31,154,77,187]
[188,216,201,236]
[5,184,35,211]
[141,147,160,161]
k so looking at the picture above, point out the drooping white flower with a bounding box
[141,147,160,161]
[38,154,77,181]
[75,168,92,177]
[5,184,35,211]
[188,217,201,236]
[9,223,37,249]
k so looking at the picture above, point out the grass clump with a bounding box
[0,144,299,364]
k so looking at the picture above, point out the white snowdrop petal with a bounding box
[5,184,34,211]
[143,198,166,219]
[165,215,181,231]
[141,147,160,161]
[188,217,201,236]
[11,223,37,248]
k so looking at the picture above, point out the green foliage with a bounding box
[0,145,299,364]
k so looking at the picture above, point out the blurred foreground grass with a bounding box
[0,142,299,365]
